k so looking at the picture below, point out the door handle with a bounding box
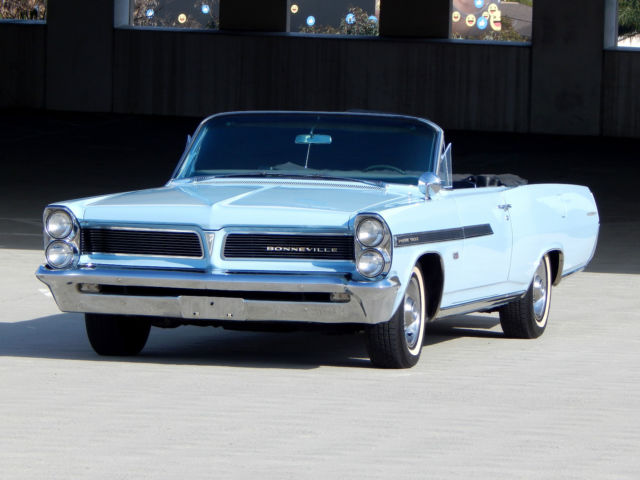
[498,204,512,211]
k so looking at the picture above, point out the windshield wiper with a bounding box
[304,174,385,187]
[187,172,385,187]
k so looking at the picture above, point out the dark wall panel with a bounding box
[46,0,114,112]
[530,0,606,136]
[602,50,640,138]
[0,22,46,108]
[114,29,530,132]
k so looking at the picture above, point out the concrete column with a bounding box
[114,0,131,27]
[219,0,287,32]
[46,0,117,112]
[380,0,450,38]
[530,0,612,135]
[603,0,618,48]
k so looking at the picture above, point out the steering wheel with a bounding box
[363,164,406,174]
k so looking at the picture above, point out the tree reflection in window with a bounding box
[618,0,640,47]
[133,0,219,29]
[0,0,46,20]
[451,0,531,42]
[291,1,380,36]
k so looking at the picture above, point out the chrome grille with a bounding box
[224,234,354,260]
[81,228,203,258]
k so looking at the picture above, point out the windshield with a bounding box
[175,112,440,185]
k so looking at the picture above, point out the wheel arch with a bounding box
[416,253,444,321]
[546,249,564,286]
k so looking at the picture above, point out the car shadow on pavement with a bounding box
[425,314,504,342]
[0,313,506,369]
[0,314,365,369]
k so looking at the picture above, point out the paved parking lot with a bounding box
[1,111,639,478]
[2,248,639,479]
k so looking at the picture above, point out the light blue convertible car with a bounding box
[36,112,599,368]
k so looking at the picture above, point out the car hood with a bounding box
[74,181,413,230]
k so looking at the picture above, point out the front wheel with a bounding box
[85,313,151,356]
[499,254,552,339]
[365,265,426,368]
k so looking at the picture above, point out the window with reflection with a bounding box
[0,0,46,20]
[132,0,219,29]
[451,0,532,42]
[618,0,640,47]
[288,0,380,36]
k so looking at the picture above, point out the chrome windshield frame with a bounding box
[169,111,443,185]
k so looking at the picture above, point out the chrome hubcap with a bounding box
[403,277,422,349]
[532,260,548,325]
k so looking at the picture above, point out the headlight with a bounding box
[357,249,385,277]
[42,207,80,269]
[354,213,392,279]
[46,210,74,239]
[46,241,76,269]
[356,218,384,247]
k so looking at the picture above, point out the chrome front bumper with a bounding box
[36,266,401,325]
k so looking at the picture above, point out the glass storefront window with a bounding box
[0,0,46,20]
[451,0,532,42]
[132,0,219,29]
[618,0,640,47]
[288,0,380,36]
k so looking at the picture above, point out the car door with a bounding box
[447,188,513,304]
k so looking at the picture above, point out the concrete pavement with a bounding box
[1,110,639,478]
[1,248,639,479]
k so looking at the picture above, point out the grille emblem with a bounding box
[266,246,339,253]
[224,233,353,260]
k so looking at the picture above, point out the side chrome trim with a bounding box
[561,265,586,278]
[463,224,494,239]
[394,223,493,247]
[436,291,526,318]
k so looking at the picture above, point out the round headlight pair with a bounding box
[356,218,384,247]
[46,241,77,269]
[46,210,74,239]
[357,249,385,278]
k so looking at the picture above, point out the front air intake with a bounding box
[81,228,203,258]
[223,234,354,260]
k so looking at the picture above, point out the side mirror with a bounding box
[418,172,442,200]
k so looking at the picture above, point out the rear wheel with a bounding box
[365,265,426,368]
[85,313,151,356]
[499,255,552,338]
